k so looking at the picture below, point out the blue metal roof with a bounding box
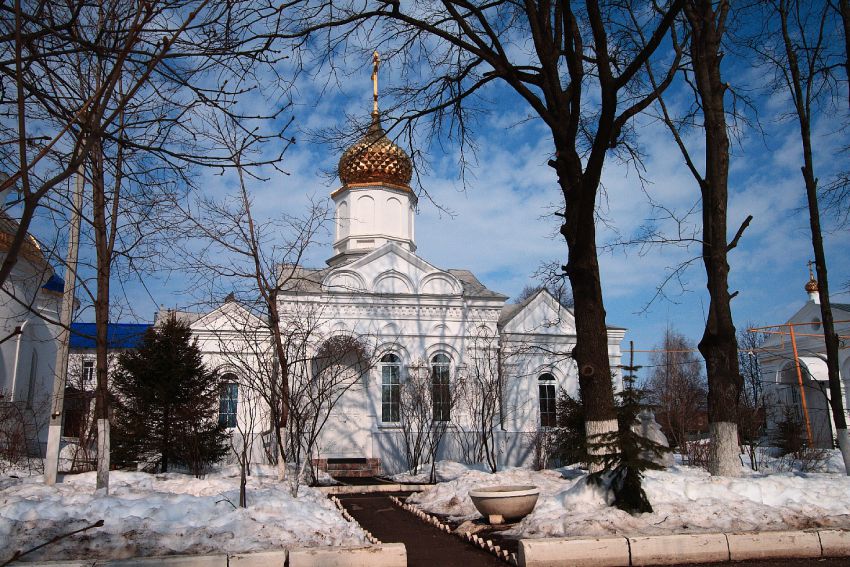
[69,322,151,349]
[42,274,65,293]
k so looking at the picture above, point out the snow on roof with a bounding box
[498,287,625,331]
[69,322,151,350]
[446,269,507,299]
[498,287,542,327]
[279,265,328,293]
[155,308,206,326]
[276,264,507,299]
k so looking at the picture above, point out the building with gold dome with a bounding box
[183,60,626,475]
[758,269,850,450]
[0,185,63,456]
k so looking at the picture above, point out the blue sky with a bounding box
[57,42,850,372]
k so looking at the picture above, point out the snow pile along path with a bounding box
[406,460,850,539]
[0,466,367,561]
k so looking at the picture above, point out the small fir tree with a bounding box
[555,344,670,514]
[111,314,228,475]
[589,347,668,515]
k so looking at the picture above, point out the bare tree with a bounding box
[834,0,850,106]
[453,324,504,472]
[650,0,749,475]
[0,389,49,474]
[209,300,378,497]
[224,368,263,508]
[397,358,459,483]
[0,0,287,285]
[741,0,850,474]
[514,280,574,309]
[737,324,767,471]
[298,333,374,488]
[3,0,295,493]
[173,114,387,494]
[644,328,707,451]
[281,0,685,470]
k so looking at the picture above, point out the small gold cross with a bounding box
[372,51,380,114]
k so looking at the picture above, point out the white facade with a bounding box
[0,194,62,455]
[187,114,627,473]
[759,287,850,449]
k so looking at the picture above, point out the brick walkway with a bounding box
[337,493,506,567]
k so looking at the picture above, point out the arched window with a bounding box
[538,373,557,427]
[432,354,451,422]
[219,374,238,428]
[337,201,350,239]
[381,354,401,422]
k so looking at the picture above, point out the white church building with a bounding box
[759,272,850,449]
[186,100,627,475]
[0,185,63,456]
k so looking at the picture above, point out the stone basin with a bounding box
[468,485,539,525]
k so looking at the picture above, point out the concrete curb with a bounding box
[227,550,288,567]
[518,536,630,567]
[726,530,821,561]
[104,556,228,567]
[518,529,849,566]
[318,483,431,494]
[9,545,405,567]
[820,529,850,557]
[288,543,406,567]
[628,534,728,565]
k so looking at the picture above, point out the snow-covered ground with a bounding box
[0,465,367,562]
[404,457,850,539]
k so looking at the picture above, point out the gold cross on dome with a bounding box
[372,51,380,114]
[807,259,816,278]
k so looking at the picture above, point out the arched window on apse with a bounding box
[538,373,557,427]
[219,374,239,428]
[431,353,451,422]
[381,353,401,422]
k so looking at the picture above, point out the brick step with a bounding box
[326,463,374,471]
[315,457,383,477]
[328,469,379,478]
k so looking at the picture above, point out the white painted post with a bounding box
[45,164,84,485]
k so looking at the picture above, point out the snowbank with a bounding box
[391,460,491,483]
[406,459,850,539]
[0,466,367,562]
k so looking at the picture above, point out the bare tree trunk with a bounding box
[840,0,850,107]
[802,183,849,473]
[560,196,618,471]
[779,0,850,473]
[91,140,111,491]
[685,0,744,477]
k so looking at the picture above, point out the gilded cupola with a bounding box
[337,51,412,189]
[328,52,417,267]
[337,112,413,188]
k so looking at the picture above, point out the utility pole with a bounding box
[45,163,84,485]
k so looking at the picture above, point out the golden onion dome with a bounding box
[338,112,412,188]
[805,262,819,293]
[805,275,819,293]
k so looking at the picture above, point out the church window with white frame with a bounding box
[538,373,557,427]
[380,353,401,422]
[219,375,238,428]
[81,359,95,384]
[431,353,451,422]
